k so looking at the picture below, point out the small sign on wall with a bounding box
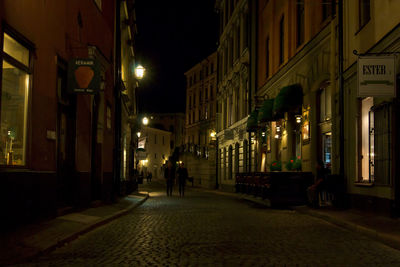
[357,55,396,97]
[67,58,100,94]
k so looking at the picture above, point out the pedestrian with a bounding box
[146,172,152,183]
[177,162,189,197]
[164,161,175,196]
[307,160,329,208]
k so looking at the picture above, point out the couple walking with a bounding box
[164,161,188,197]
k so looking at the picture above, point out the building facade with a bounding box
[137,126,171,179]
[184,52,217,188]
[254,0,338,178]
[215,0,257,192]
[119,0,139,192]
[342,0,400,216]
[0,0,139,226]
[148,113,185,156]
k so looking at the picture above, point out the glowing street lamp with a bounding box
[135,65,145,79]
[142,116,149,126]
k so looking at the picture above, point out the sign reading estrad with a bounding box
[67,58,100,94]
[358,55,396,97]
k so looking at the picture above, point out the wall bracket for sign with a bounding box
[353,50,400,56]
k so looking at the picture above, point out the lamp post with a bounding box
[210,130,218,189]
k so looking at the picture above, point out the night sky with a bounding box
[135,0,218,114]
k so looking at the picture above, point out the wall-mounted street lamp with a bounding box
[142,116,149,126]
[137,131,141,138]
[210,130,216,139]
[295,115,302,124]
[135,65,145,78]
[135,65,145,80]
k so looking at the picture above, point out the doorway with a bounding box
[56,61,77,208]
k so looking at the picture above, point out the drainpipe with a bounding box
[338,0,345,178]
[248,0,258,172]
[114,0,122,198]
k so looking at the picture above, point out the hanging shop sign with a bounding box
[67,58,101,94]
[357,55,396,97]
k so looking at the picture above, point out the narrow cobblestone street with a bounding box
[18,180,400,266]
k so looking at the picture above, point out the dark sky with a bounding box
[135,0,218,114]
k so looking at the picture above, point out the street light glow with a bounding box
[137,132,141,138]
[142,117,149,125]
[135,65,145,79]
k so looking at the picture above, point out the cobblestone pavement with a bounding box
[17,181,400,266]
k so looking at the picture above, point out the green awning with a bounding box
[273,84,303,115]
[258,98,275,123]
[246,109,259,131]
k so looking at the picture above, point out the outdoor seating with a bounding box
[235,171,313,207]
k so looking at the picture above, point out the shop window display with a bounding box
[0,33,31,166]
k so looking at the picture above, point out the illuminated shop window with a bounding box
[1,32,32,166]
[359,98,391,184]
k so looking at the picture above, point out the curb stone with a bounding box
[23,193,149,264]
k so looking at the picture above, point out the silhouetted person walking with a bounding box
[164,161,175,196]
[177,162,188,197]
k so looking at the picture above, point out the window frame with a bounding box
[0,24,34,167]
[279,15,285,65]
[296,0,305,48]
[358,0,371,30]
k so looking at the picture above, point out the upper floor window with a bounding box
[359,0,370,29]
[279,15,285,65]
[296,0,305,47]
[211,62,214,73]
[265,36,270,77]
[1,29,33,166]
[322,0,333,22]
[94,0,102,11]
[236,25,240,59]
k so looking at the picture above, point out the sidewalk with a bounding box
[194,187,400,251]
[0,192,149,266]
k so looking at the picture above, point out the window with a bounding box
[155,153,157,159]
[279,15,285,65]
[211,63,214,73]
[359,0,370,29]
[243,13,249,49]
[265,37,270,77]
[107,105,112,129]
[162,136,165,145]
[322,0,332,22]
[229,36,233,69]
[359,99,391,185]
[296,0,305,47]
[1,30,33,166]
[94,0,102,11]
[228,145,233,179]
[205,86,208,100]
[236,25,240,59]
[154,134,157,144]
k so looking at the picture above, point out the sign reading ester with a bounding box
[67,58,101,94]
[357,55,396,97]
